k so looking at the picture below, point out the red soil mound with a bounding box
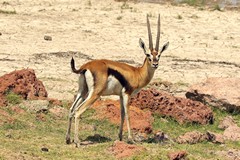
[130,88,213,125]
[0,69,48,106]
[92,99,153,134]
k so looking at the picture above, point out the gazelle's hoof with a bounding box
[73,138,80,147]
[127,138,136,144]
[66,137,71,144]
[75,142,80,148]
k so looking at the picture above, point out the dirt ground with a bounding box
[0,0,240,100]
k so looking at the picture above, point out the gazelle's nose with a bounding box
[152,63,158,68]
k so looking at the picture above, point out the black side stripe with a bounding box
[107,68,133,93]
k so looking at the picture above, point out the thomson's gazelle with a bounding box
[66,14,169,147]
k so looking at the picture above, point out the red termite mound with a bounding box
[0,69,48,106]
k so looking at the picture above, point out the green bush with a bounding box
[6,92,22,105]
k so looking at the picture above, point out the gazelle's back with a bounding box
[80,59,140,95]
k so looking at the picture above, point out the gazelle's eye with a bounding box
[148,58,152,61]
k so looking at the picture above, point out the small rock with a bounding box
[153,131,169,143]
[186,77,240,113]
[5,133,12,138]
[36,112,46,121]
[41,147,49,152]
[133,132,148,142]
[11,106,25,114]
[44,35,52,41]
[218,116,237,129]
[206,131,224,144]
[168,150,187,160]
[176,131,207,144]
[22,100,49,113]
[0,32,2,36]
[223,126,240,141]
[49,106,66,118]
[216,149,240,160]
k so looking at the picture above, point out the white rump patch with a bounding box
[84,70,94,97]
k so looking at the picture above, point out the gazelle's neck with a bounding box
[137,58,156,88]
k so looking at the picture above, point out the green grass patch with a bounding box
[0,108,117,159]
[6,92,22,105]
[0,103,239,159]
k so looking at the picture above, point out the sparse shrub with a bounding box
[6,92,22,105]
[0,9,16,14]
[213,4,223,11]
[117,16,123,20]
[3,1,10,5]
[121,2,132,10]
[87,0,92,6]
[213,36,218,40]
[177,14,183,19]
[181,0,206,6]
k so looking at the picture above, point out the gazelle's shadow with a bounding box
[82,134,112,144]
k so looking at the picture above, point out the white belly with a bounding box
[102,76,123,96]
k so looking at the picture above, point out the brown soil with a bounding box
[92,99,153,133]
[109,140,145,159]
[130,88,213,124]
[0,0,239,100]
[0,109,15,125]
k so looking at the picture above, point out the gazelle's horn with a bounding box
[147,14,153,51]
[155,14,160,52]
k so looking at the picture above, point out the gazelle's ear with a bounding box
[160,42,169,54]
[139,38,147,55]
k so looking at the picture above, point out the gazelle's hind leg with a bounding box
[73,93,99,147]
[73,70,107,147]
[66,74,87,144]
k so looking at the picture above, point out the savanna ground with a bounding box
[0,0,240,159]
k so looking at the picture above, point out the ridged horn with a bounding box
[147,14,153,51]
[155,14,160,52]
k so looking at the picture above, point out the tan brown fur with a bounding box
[79,58,154,95]
[65,14,169,147]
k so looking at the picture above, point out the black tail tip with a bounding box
[71,57,75,64]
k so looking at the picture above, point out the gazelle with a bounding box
[66,14,169,147]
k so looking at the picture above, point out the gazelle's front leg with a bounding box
[121,91,134,143]
[119,95,125,141]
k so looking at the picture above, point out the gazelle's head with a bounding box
[139,14,169,69]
